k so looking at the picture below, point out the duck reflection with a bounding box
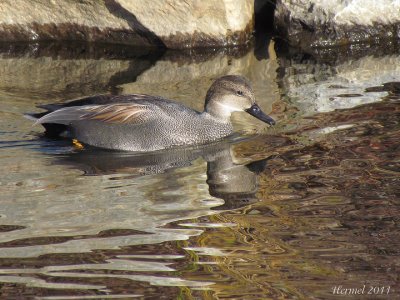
[56,140,267,211]
[0,138,270,261]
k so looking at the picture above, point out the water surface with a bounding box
[0,41,399,299]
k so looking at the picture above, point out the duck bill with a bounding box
[245,104,276,125]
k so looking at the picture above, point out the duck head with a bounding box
[204,75,275,125]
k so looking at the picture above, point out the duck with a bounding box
[32,75,275,151]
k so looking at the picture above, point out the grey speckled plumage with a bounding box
[33,75,275,151]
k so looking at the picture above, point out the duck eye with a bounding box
[236,90,244,96]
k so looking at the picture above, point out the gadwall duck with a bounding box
[33,75,275,151]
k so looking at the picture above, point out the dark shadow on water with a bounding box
[0,41,164,60]
[275,37,400,65]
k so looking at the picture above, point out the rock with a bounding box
[0,0,254,49]
[274,0,400,50]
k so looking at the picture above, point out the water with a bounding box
[0,40,399,299]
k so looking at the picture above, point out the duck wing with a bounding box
[36,103,158,126]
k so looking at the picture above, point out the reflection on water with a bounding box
[0,40,399,299]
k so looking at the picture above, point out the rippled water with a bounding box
[0,40,399,299]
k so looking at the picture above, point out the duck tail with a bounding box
[24,111,49,123]
[23,113,39,122]
[24,111,69,137]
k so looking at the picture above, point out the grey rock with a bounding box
[274,0,400,50]
[0,0,254,49]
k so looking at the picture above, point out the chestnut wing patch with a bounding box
[36,103,159,126]
[81,104,151,124]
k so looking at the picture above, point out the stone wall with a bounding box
[0,0,254,49]
[274,0,400,50]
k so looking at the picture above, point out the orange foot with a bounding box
[72,139,84,150]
